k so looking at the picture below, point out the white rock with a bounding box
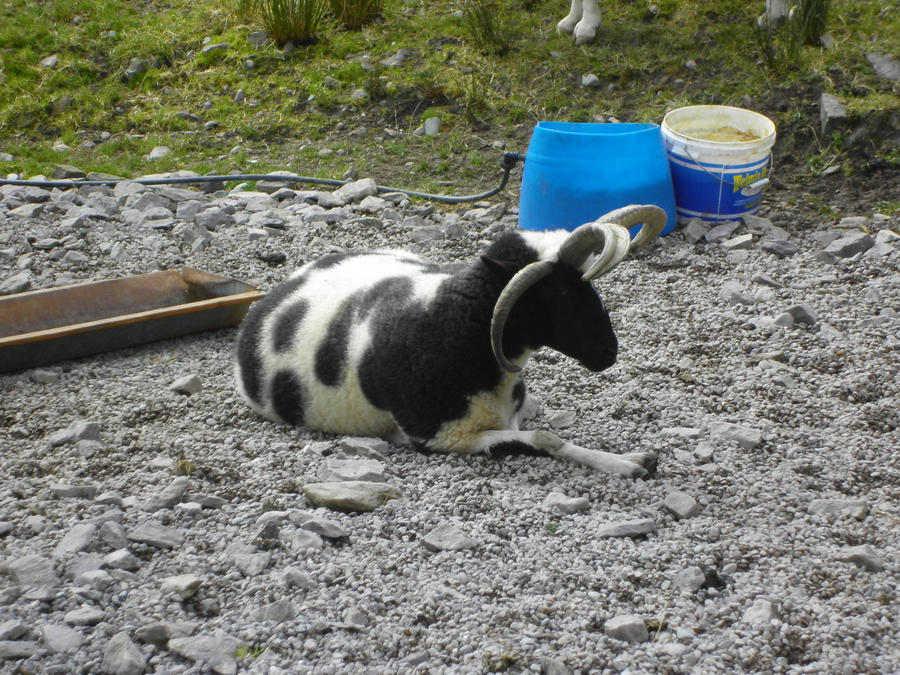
[604,614,649,642]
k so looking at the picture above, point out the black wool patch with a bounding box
[314,298,357,387]
[235,274,309,403]
[271,369,306,426]
[272,299,309,353]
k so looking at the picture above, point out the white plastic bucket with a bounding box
[661,105,776,223]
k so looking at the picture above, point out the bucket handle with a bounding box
[683,148,774,189]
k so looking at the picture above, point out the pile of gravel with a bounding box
[0,172,897,674]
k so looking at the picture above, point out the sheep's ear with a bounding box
[480,255,520,276]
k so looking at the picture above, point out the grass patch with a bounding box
[0,0,896,190]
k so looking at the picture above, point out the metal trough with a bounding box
[0,268,264,373]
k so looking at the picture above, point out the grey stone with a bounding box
[581,73,601,87]
[51,482,98,498]
[134,621,196,647]
[0,620,27,641]
[774,312,794,328]
[424,117,441,136]
[254,598,298,623]
[0,270,32,294]
[283,566,316,589]
[64,606,105,626]
[820,93,848,137]
[201,42,229,55]
[705,221,741,243]
[338,436,390,459]
[104,549,141,571]
[720,233,754,250]
[161,574,203,600]
[867,53,900,82]
[604,614,649,642]
[169,375,203,396]
[595,518,657,538]
[548,409,577,429]
[168,631,241,675]
[0,641,39,660]
[422,522,478,552]
[41,623,83,653]
[839,545,884,572]
[233,551,271,576]
[332,178,378,204]
[53,522,96,558]
[290,530,325,552]
[195,206,234,230]
[380,48,412,67]
[319,457,386,482]
[761,239,800,258]
[675,565,707,592]
[147,146,171,160]
[808,498,869,520]
[10,203,44,218]
[9,554,59,587]
[99,521,129,549]
[127,521,184,548]
[101,631,146,675]
[124,58,148,81]
[709,421,762,449]
[681,218,709,244]
[542,491,590,514]
[49,420,101,447]
[74,568,114,590]
[292,512,348,539]
[663,491,701,519]
[302,480,403,512]
[743,598,777,625]
[824,233,875,258]
[786,304,817,326]
[145,476,190,511]
[0,587,23,606]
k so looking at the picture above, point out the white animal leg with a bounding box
[472,429,654,478]
[557,0,583,36]
[574,0,601,45]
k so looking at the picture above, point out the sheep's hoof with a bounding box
[622,452,658,478]
[573,21,599,44]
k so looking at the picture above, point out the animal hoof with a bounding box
[622,452,658,478]
[573,21,599,44]
[557,18,576,35]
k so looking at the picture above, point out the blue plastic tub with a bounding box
[518,121,677,236]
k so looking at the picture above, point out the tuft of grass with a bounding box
[462,0,512,56]
[329,0,382,30]
[754,0,831,71]
[235,645,266,661]
[254,0,327,46]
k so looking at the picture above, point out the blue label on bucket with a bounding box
[668,154,770,222]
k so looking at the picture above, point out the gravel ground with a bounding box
[0,172,898,674]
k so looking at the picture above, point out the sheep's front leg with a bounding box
[557,0,584,36]
[473,430,654,478]
[573,0,601,44]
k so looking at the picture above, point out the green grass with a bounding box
[0,0,896,192]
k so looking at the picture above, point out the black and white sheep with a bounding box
[234,204,665,477]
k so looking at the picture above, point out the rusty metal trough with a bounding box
[0,268,264,373]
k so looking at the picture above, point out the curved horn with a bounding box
[559,204,668,281]
[490,261,553,372]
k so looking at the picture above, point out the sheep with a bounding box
[234,204,665,477]
[558,1,790,44]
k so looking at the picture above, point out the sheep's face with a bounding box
[532,265,618,372]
